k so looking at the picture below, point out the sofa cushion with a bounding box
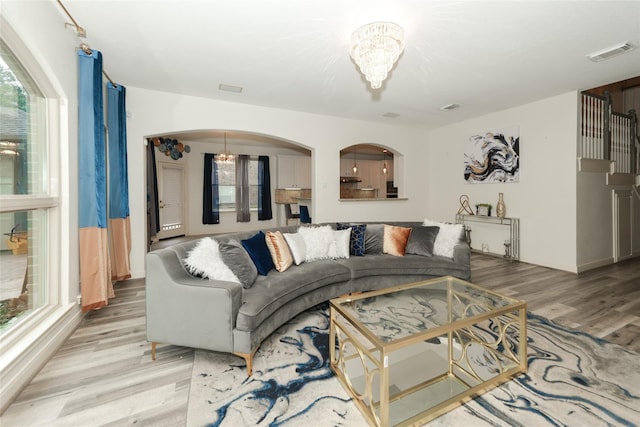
[405,226,440,256]
[422,219,464,258]
[241,231,274,275]
[336,253,466,281]
[218,240,258,288]
[236,260,351,331]
[337,223,366,256]
[182,237,240,283]
[364,223,384,254]
[283,232,306,265]
[383,225,412,256]
[265,230,293,272]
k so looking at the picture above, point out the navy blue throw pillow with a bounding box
[241,231,274,275]
[336,223,367,256]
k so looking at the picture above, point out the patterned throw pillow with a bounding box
[336,223,367,256]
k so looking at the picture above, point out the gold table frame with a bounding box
[329,276,527,427]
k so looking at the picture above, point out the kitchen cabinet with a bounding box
[278,155,311,188]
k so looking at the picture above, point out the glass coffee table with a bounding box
[329,276,527,427]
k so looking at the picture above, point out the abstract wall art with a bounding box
[464,127,520,183]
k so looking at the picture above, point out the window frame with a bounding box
[215,156,261,212]
[0,17,63,349]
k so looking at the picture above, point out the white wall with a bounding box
[126,87,430,278]
[427,92,580,272]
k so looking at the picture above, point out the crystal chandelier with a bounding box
[215,132,234,164]
[350,22,405,89]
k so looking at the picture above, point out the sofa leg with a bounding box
[151,342,157,360]
[234,348,258,376]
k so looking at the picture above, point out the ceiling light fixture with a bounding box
[215,132,235,164]
[350,22,405,89]
[382,149,388,175]
[352,148,358,175]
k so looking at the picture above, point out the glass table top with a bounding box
[331,276,525,344]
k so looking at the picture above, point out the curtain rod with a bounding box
[58,0,117,87]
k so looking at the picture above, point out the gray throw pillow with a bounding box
[218,240,258,288]
[405,226,440,256]
[364,224,384,254]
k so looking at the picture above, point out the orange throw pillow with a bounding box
[383,225,412,256]
[265,230,294,272]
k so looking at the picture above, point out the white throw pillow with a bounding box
[330,228,351,259]
[298,225,335,261]
[422,219,463,258]
[283,232,307,265]
[183,237,240,282]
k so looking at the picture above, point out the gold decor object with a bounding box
[496,192,506,218]
[350,22,405,89]
[457,194,474,215]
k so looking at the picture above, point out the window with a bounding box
[216,158,260,211]
[0,39,56,334]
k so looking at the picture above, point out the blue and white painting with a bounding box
[465,127,520,183]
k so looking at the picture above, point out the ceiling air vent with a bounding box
[587,42,635,62]
[440,103,460,111]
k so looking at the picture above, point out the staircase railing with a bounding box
[581,91,637,174]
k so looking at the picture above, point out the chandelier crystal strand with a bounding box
[350,22,405,89]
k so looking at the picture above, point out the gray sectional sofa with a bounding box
[145,221,470,375]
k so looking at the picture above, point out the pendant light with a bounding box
[382,149,388,174]
[215,132,234,164]
[352,148,358,175]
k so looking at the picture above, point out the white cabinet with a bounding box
[278,155,311,188]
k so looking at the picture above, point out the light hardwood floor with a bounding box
[2,254,639,426]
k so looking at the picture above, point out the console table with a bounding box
[455,214,520,261]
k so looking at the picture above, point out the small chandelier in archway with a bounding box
[215,132,235,164]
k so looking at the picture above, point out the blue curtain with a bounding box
[107,82,131,280]
[203,153,220,224]
[78,49,113,311]
[258,155,272,220]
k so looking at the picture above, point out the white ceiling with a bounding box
[60,0,640,132]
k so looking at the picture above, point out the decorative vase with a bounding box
[496,193,506,218]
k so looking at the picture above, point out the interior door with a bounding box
[613,189,632,262]
[157,162,186,240]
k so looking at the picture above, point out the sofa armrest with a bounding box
[452,241,471,279]
[145,249,243,353]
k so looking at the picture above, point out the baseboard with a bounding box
[577,257,615,274]
[0,304,84,414]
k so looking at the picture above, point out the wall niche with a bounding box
[340,144,398,200]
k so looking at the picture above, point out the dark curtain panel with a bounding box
[146,141,160,238]
[258,155,272,220]
[203,153,220,224]
[236,155,250,222]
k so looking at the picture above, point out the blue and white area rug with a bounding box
[186,305,639,427]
